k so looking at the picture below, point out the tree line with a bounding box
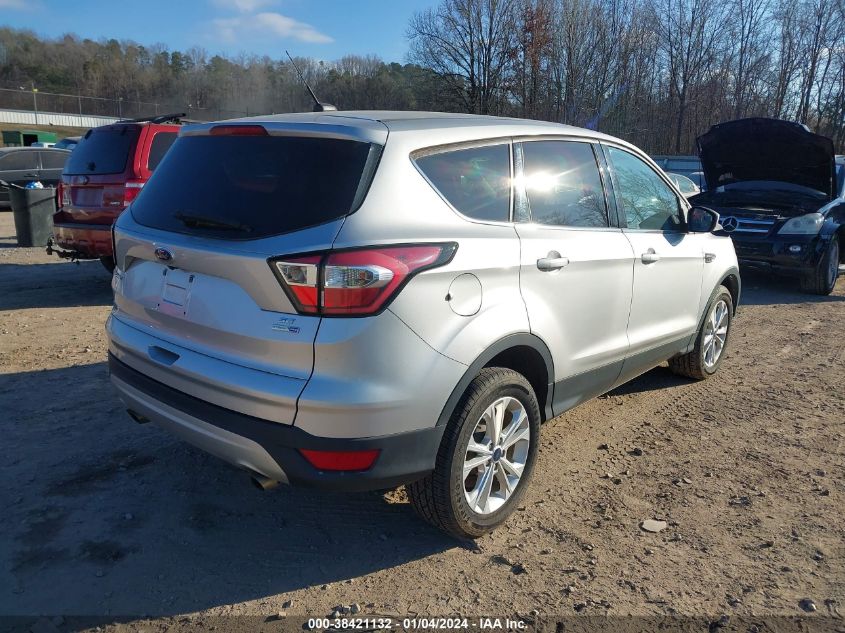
[408,0,845,152]
[0,0,842,154]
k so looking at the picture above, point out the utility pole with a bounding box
[32,87,38,125]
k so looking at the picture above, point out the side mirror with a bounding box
[688,206,720,233]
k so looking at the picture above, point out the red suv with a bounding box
[50,114,183,271]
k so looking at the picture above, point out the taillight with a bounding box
[274,255,321,314]
[299,448,380,472]
[123,179,145,207]
[271,243,457,317]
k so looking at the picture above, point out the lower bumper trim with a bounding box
[109,353,444,492]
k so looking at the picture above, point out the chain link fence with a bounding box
[0,85,252,123]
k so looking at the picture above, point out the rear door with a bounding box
[514,138,634,413]
[602,143,705,374]
[113,129,382,382]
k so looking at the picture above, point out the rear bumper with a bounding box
[52,220,113,258]
[109,353,445,491]
[732,233,826,276]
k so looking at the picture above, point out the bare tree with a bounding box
[649,0,730,151]
[727,0,772,118]
[408,0,517,114]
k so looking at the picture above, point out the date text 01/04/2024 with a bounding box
[305,617,528,630]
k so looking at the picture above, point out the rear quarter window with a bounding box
[131,134,377,239]
[415,144,511,222]
[64,126,140,175]
[147,132,178,171]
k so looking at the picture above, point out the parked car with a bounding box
[54,136,81,151]
[107,112,740,538]
[666,172,701,197]
[651,155,705,190]
[30,141,56,148]
[692,118,844,295]
[0,147,70,208]
[50,114,183,271]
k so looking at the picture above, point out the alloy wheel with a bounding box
[463,396,530,515]
[703,299,729,369]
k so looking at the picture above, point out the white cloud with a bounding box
[213,12,333,44]
[211,0,276,12]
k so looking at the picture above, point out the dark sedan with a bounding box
[0,147,71,208]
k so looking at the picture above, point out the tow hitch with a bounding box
[45,237,85,263]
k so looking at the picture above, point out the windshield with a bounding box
[131,134,377,239]
[837,164,844,197]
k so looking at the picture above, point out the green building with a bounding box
[2,129,58,147]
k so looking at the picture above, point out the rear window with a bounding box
[131,135,376,239]
[65,126,140,175]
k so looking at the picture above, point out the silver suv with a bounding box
[107,111,740,538]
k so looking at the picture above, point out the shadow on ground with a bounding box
[603,365,690,397]
[0,363,458,617]
[0,233,19,248]
[0,261,112,310]
[738,269,844,305]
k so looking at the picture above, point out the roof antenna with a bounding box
[285,51,337,112]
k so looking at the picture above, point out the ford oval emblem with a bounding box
[154,247,173,262]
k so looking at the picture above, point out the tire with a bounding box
[669,285,733,380]
[800,235,839,296]
[99,256,116,274]
[406,367,541,539]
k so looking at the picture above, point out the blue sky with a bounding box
[0,0,435,63]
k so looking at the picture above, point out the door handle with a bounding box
[537,251,570,271]
[640,249,660,264]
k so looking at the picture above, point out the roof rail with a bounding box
[119,112,188,124]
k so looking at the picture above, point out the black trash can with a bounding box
[9,187,57,247]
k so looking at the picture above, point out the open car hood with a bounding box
[697,118,835,198]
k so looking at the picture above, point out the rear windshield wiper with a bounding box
[173,212,252,233]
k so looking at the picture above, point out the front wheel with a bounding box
[407,368,541,539]
[669,285,733,380]
[800,235,839,296]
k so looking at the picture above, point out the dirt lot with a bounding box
[0,212,843,631]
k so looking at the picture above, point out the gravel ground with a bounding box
[0,212,843,631]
